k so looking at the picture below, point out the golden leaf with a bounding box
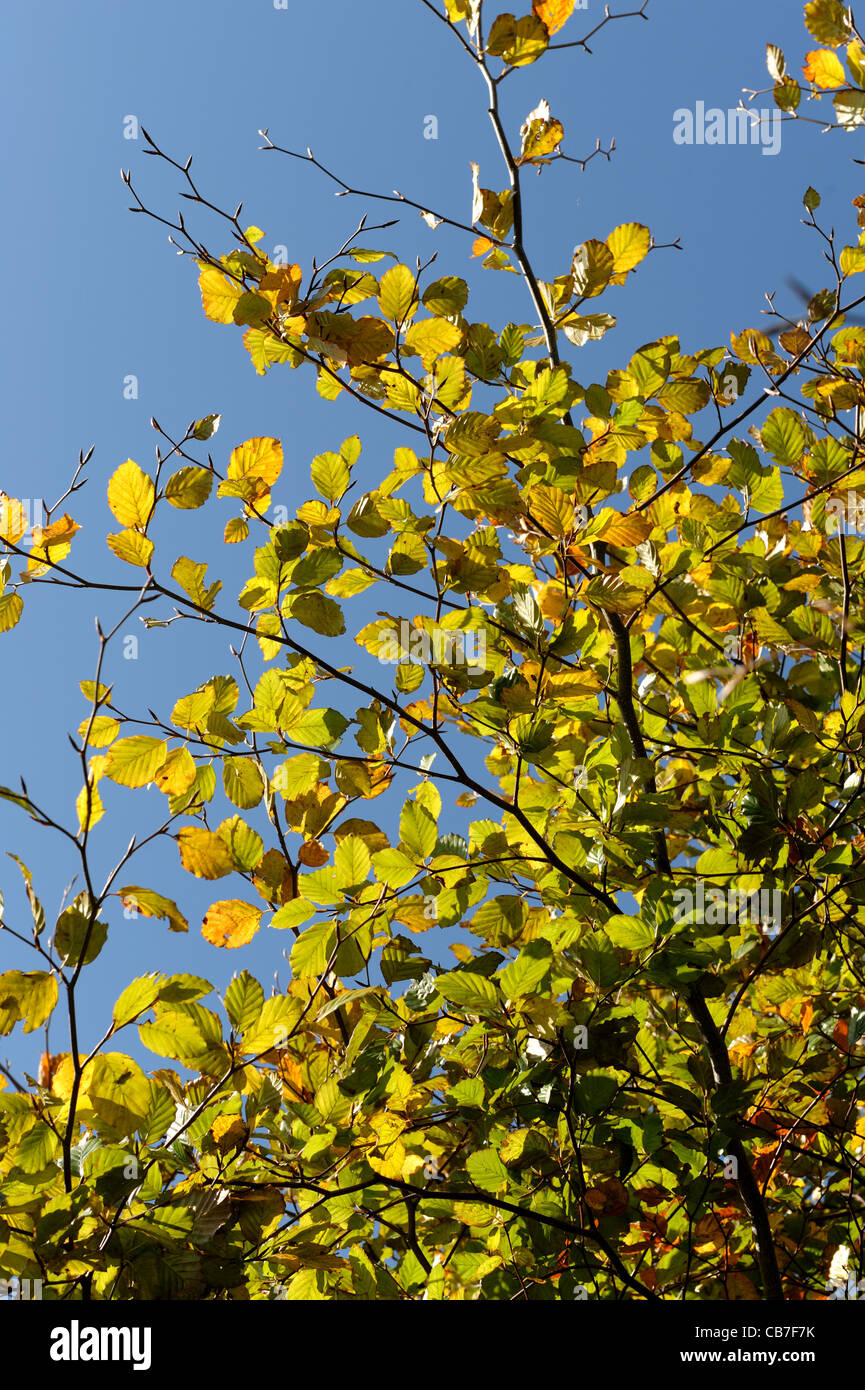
[107,460,155,529]
[154,747,197,796]
[803,48,846,87]
[210,1114,250,1153]
[201,899,262,949]
[606,223,652,276]
[107,530,154,568]
[532,0,575,35]
[227,437,284,490]
[404,317,463,369]
[199,263,243,323]
[177,827,234,879]
[258,263,303,310]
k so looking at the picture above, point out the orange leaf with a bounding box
[32,514,80,549]
[258,263,303,310]
[532,0,575,36]
[201,899,262,949]
[298,839,329,868]
[472,236,494,258]
[803,49,846,87]
[741,628,763,667]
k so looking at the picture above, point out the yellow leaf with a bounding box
[258,263,303,310]
[107,530,154,568]
[171,556,221,610]
[201,899,262,948]
[171,685,217,730]
[404,317,463,369]
[177,827,234,879]
[840,245,865,275]
[803,48,846,87]
[155,747,197,795]
[0,594,24,632]
[378,264,418,323]
[199,263,243,323]
[593,511,652,546]
[75,780,104,833]
[107,460,155,529]
[470,163,514,237]
[70,1053,150,1135]
[77,715,119,748]
[528,484,576,538]
[165,466,213,510]
[33,515,80,548]
[227,437,284,490]
[223,759,264,810]
[532,0,574,35]
[0,971,58,1034]
[117,886,188,932]
[224,517,249,544]
[486,12,548,65]
[544,671,602,699]
[607,223,651,276]
[211,1114,249,1152]
[518,99,564,162]
[104,736,168,788]
[0,496,27,544]
[367,1137,406,1180]
[27,514,80,572]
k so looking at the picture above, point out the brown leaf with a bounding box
[298,839,329,868]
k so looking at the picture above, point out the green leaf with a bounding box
[333,836,371,891]
[224,970,265,1033]
[310,451,351,502]
[499,939,552,999]
[223,759,265,809]
[400,801,438,859]
[165,466,214,509]
[604,915,654,950]
[287,592,346,636]
[422,276,468,316]
[54,901,109,967]
[435,971,500,1013]
[466,1148,509,1192]
[113,974,165,1028]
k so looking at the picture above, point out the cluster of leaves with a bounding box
[765,0,865,129]
[0,0,864,1301]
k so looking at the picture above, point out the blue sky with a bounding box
[0,0,861,1078]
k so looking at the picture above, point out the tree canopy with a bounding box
[2,0,865,1302]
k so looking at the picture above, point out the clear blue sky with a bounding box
[0,0,859,1076]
